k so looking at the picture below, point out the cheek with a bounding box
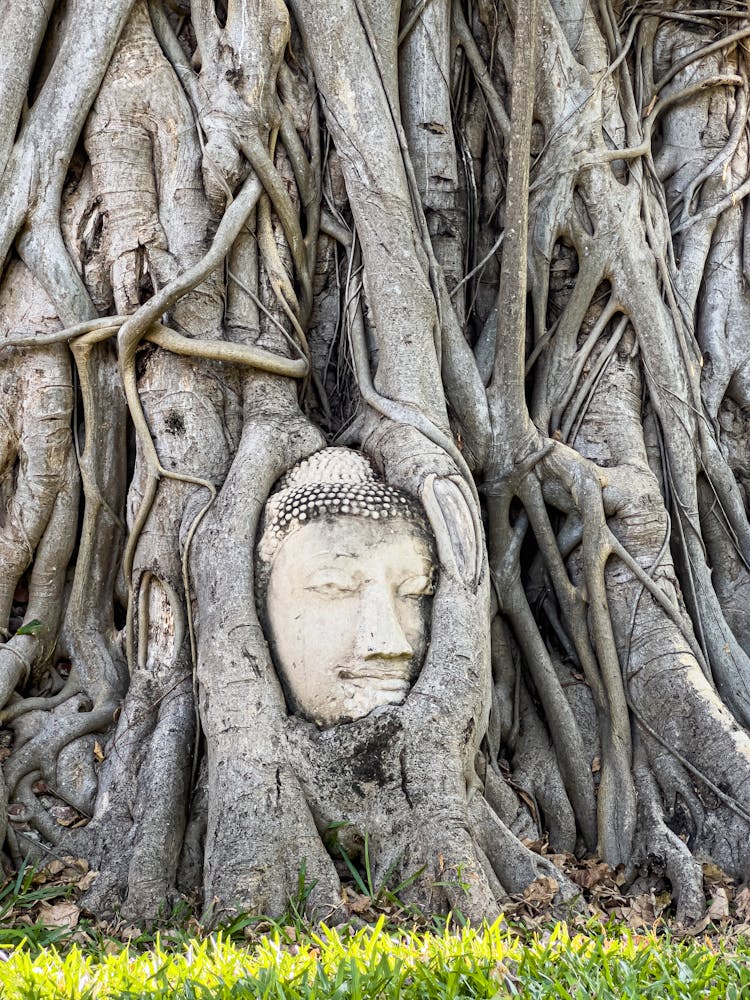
[267,597,310,663]
[311,598,359,653]
[282,598,359,667]
[397,598,431,651]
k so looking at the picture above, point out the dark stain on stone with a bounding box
[164,410,185,434]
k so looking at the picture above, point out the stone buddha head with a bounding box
[256,448,436,728]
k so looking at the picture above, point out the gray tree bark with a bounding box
[1,0,750,927]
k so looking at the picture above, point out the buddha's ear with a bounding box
[420,474,482,592]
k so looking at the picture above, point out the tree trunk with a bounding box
[2,0,750,927]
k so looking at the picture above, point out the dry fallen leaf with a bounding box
[77,870,98,892]
[621,891,663,929]
[94,741,105,762]
[523,876,559,908]
[521,838,548,855]
[48,805,80,827]
[517,788,539,820]
[38,901,80,929]
[346,892,374,915]
[681,913,711,937]
[735,886,750,922]
[570,861,611,891]
[707,887,730,921]
[703,863,732,888]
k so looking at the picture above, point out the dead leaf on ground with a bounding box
[523,876,559,908]
[734,886,750,921]
[702,863,735,895]
[521,838,549,855]
[618,890,667,929]
[514,786,538,820]
[570,861,611,890]
[547,853,574,868]
[76,870,98,892]
[48,805,81,827]
[346,892,374,915]
[707,887,730,921]
[38,901,80,929]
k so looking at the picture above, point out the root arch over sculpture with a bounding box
[1,0,750,927]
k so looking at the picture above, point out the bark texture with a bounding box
[2,0,750,927]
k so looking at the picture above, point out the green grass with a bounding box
[0,864,78,951]
[1,918,750,999]
[2,862,749,999]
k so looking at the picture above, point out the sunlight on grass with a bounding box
[1,918,749,999]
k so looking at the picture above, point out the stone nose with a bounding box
[355,584,413,660]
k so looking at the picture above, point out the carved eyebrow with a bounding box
[397,572,435,593]
[300,548,360,562]
[303,568,361,587]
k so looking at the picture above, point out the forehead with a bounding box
[275,514,435,564]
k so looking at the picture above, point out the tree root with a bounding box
[633,741,705,926]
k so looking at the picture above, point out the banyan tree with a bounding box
[2,0,750,926]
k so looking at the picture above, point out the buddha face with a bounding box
[264,515,435,727]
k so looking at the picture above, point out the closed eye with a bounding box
[304,578,359,597]
[397,574,435,598]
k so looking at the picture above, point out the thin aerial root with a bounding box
[518,476,607,709]
[452,4,510,142]
[679,86,748,223]
[347,288,479,505]
[551,299,621,431]
[562,316,629,443]
[630,694,750,827]
[497,576,598,849]
[1,319,308,378]
[606,529,709,672]
[653,25,750,95]
[242,132,313,324]
[580,483,636,864]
